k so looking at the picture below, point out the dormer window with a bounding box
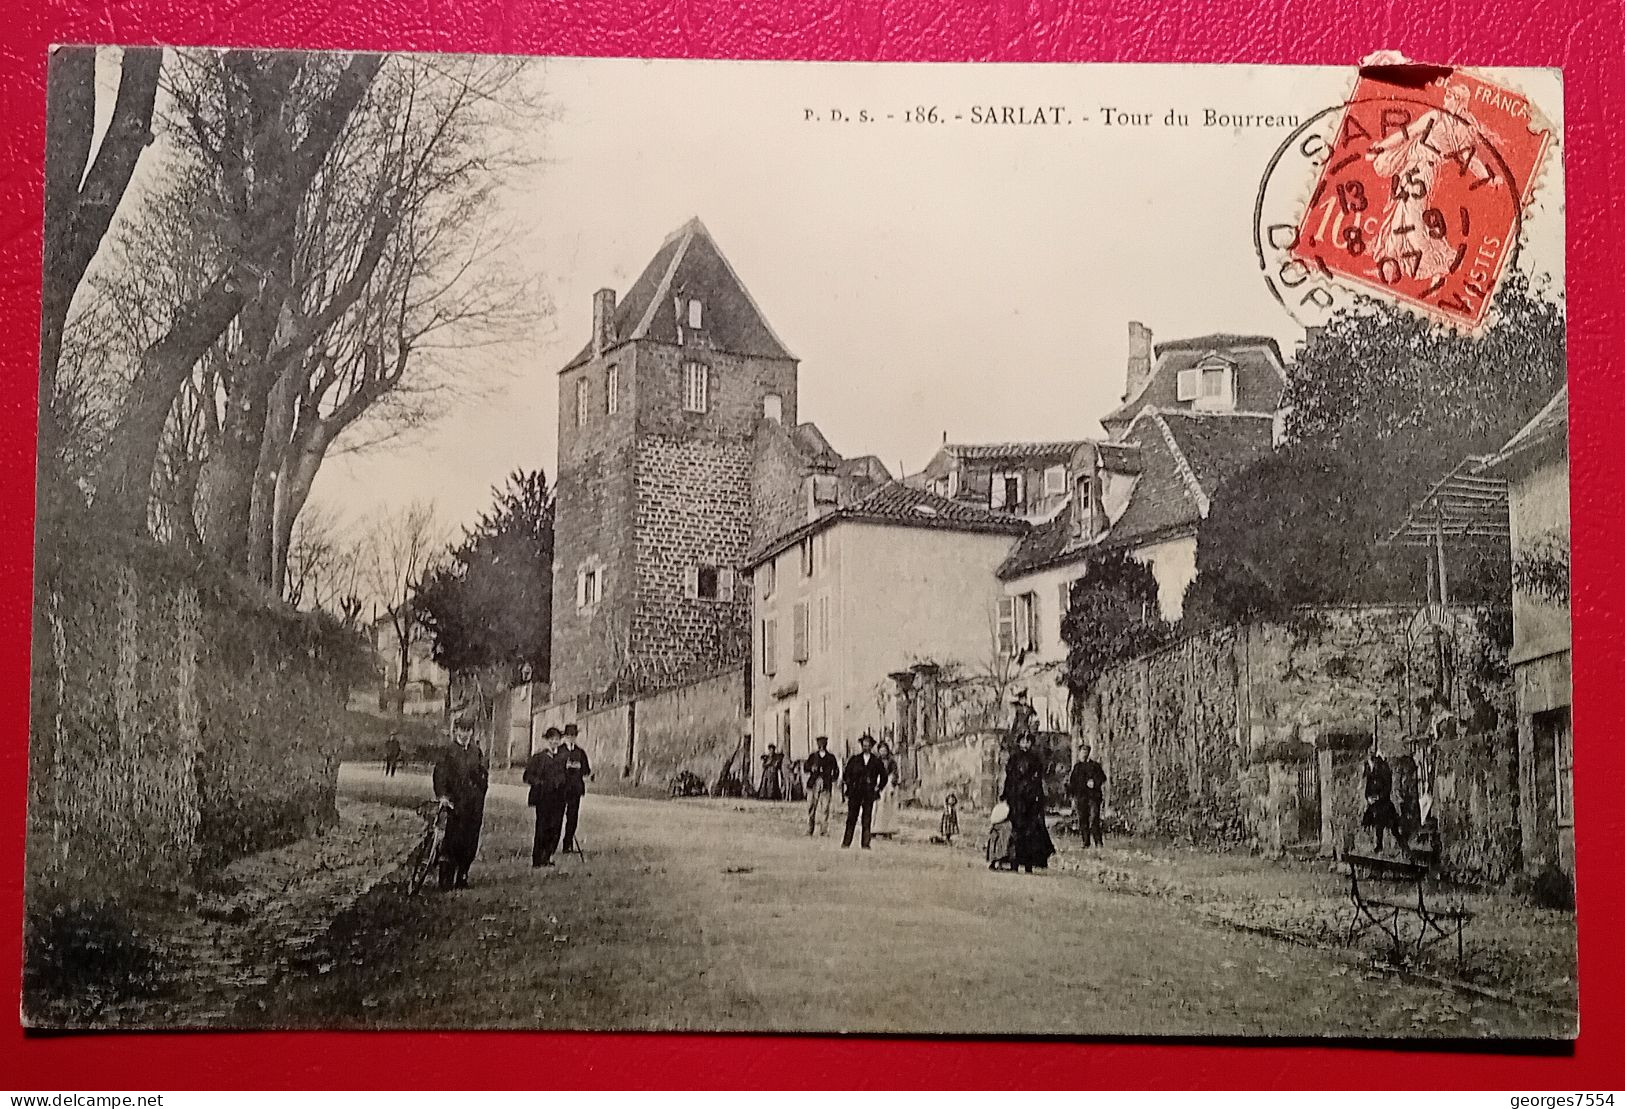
[1177,356,1235,411]
[687,298,704,329]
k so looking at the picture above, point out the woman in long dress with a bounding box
[1000,734,1055,873]
[872,740,900,835]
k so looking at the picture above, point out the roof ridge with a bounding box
[1149,412,1210,517]
[630,222,697,342]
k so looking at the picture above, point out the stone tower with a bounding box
[551,219,799,706]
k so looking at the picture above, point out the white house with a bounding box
[742,483,1028,766]
[993,408,1277,726]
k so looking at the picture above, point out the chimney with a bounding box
[592,288,617,356]
[805,459,840,521]
[1301,324,1326,351]
[1125,320,1154,401]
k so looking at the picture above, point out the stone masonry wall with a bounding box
[28,520,361,905]
[550,437,635,701]
[752,424,814,549]
[632,436,753,687]
[1084,606,1520,880]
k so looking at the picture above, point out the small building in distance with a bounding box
[906,440,1086,521]
[1099,322,1289,440]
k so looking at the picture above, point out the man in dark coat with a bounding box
[841,734,888,849]
[559,723,593,852]
[524,727,570,867]
[432,724,489,889]
[1361,750,1400,852]
[1066,743,1107,847]
[383,733,402,777]
[804,735,841,837]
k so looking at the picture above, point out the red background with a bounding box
[2,0,1621,1090]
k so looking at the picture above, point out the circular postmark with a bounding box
[1254,72,1550,334]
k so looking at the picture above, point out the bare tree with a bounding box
[92,50,385,534]
[359,501,445,711]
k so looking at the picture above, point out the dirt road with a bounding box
[244,764,1570,1038]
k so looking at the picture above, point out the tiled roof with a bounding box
[1101,334,1287,430]
[745,482,1027,569]
[997,412,1275,580]
[949,441,1088,463]
[563,218,795,370]
[1153,411,1277,501]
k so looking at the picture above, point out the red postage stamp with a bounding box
[1288,69,1552,329]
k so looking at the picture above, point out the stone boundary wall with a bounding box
[1080,606,1519,880]
[28,522,365,905]
[542,666,745,790]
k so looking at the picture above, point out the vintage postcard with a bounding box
[23,52,1573,1038]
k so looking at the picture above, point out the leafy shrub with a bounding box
[1529,866,1575,912]
[23,900,164,1020]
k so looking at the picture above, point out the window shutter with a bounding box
[683,566,699,599]
[1044,465,1066,495]
[1058,580,1073,622]
[1026,592,1040,651]
[576,570,588,610]
[719,567,736,602]
[764,620,777,676]
[1176,368,1201,401]
[997,596,1016,657]
[793,602,809,662]
[688,298,703,329]
[990,473,1007,509]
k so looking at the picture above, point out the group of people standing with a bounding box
[799,733,898,848]
[523,724,593,867]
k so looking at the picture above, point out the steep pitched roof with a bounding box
[562,218,795,371]
[1101,334,1288,431]
[745,482,1027,569]
[997,412,1274,579]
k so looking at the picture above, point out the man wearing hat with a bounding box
[804,735,841,837]
[558,723,593,853]
[432,720,489,889]
[841,733,889,849]
[523,727,570,867]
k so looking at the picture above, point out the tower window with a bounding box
[605,365,619,415]
[683,362,710,413]
[576,377,590,428]
[763,393,783,423]
[687,298,704,329]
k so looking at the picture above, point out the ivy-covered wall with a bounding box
[1085,605,1520,881]
[27,516,368,906]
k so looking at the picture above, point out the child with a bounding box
[986,801,1015,870]
[940,793,960,845]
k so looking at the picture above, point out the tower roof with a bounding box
[562,218,796,371]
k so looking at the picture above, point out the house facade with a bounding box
[742,484,1027,767]
[991,408,1277,725]
[1486,388,1573,876]
[906,440,1085,521]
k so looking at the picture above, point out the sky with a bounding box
[292,58,1564,536]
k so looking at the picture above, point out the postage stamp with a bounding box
[1256,68,1553,331]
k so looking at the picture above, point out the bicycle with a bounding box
[406,798,453,894]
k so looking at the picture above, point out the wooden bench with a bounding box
[1343,852,1474,966]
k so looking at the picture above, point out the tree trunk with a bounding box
[200,272,287,568]
[40,47,162,412]
[92,52,384,535]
